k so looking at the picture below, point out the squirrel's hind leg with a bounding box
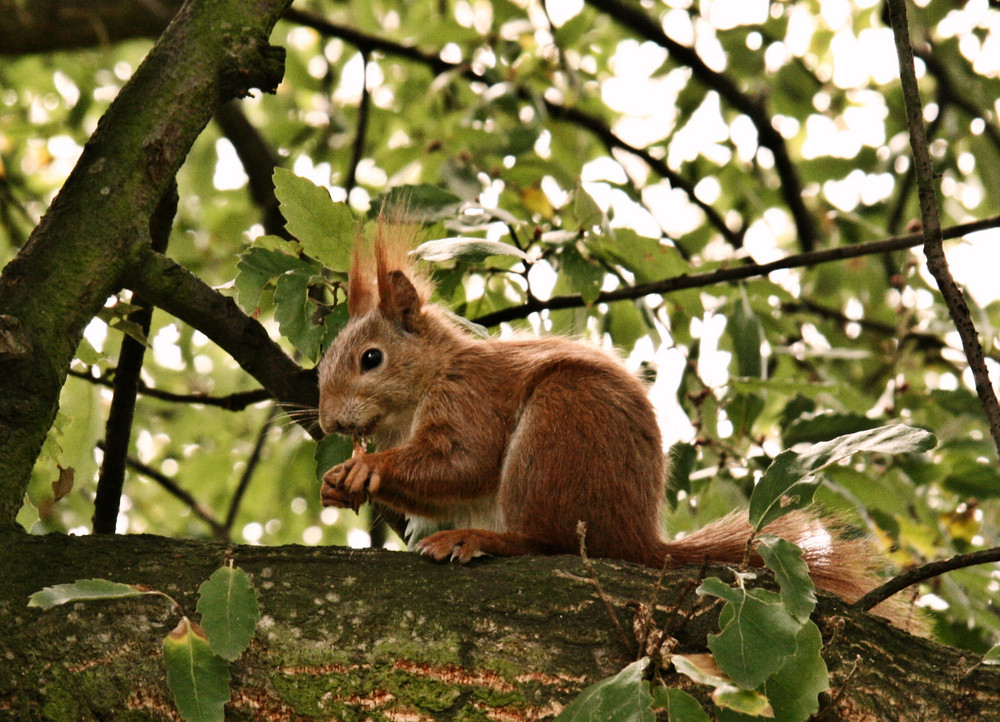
[415,528,545,564]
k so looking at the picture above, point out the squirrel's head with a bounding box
[316,219,435,443]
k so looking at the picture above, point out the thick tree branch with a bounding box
[0,0,183,55]
[3,530,1000,719]
[886,0,1000,459]
[123,247,318,417]
[472,214,1000,327]
[0,0,294,526]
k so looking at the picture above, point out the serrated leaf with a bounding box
[29,579,157,608]
[196,566,260,661]
[554,658,654,722]
[162,617,231,722]
[234,244,302,312]
[756,535,816,623]
[273,168,354,270]
[273,270,325,361]
[698,578,801,689]
[413,237,529,263]
[750,424,937,531]
[650,685,710,722]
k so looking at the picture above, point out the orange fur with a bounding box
[318,222,909,626]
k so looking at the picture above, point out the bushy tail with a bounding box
[651,510,915,629]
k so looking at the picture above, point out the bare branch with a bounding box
[122,248,319,421]
[472,214,1000,327]
[853,547,1000,612]
[581,0,818,251]
[886,0,1000,459]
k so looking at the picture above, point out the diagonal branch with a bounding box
[123,247,319,423]
[471,214,1000,327]
[0,0,294,525]
[285,7,742,247]
[886,0,1000,459]
[853,546,1000,612]
[581,0,818,252]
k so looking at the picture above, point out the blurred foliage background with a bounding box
[3,0,1000,652]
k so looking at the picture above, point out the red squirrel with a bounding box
[318,220,894,611]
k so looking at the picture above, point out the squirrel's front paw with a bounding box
[320,456,381,512]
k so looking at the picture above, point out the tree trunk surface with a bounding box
[0,527,997,721]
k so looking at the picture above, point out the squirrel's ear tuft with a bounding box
[347,237,378,317]
[348,212,432,325]
[379,270,424,332]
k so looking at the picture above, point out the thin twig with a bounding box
[574,521,634,654]
[344,48,372,196]
[814,655,862,721]
[224,405,278,532]
[886,0,1000,459]
[97,442,229,540]
[852,546,1000,612]
[67,367,273,410]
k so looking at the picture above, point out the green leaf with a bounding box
[650,685,710,722]
[273,270,325,361]
[273,167,355,271]
[982,645,1000,665]
[560,246,604,305]
[758,621,828,722]
[728,287,763,379]
[196,566,260,662]
[750,424,937,531]
[554,658,654,722]
[665,442,697,506]
[413,237,529,263]
[162,617,232,722]
[755,535,816,623]
[315,434,353,481]
[697,578,801,689]
[234,243,303,312]
[29,579,159,608]
[781,413,880,447]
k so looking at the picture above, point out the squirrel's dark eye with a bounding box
[360,348,383,372]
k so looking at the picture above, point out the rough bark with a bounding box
[0,526,997,721]
[0,0,293,525]
[0,0,184,55]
